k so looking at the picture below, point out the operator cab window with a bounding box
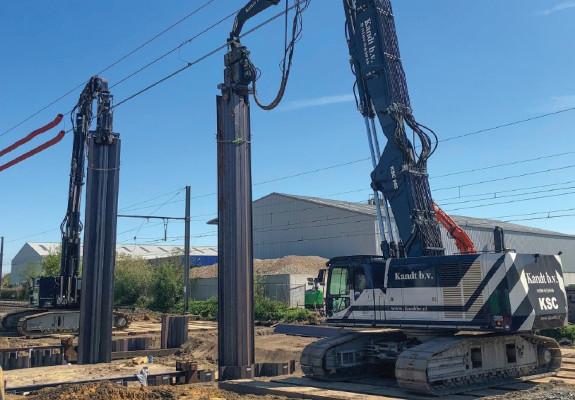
[328,266,351,315]
[329,267,350,296]
[354,268,367,298]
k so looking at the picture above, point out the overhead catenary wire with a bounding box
[430,151,575,179]
[444,190,575,213]
[435,179,575,202]
[0,0,218,139]
[434,163,575,192]
[5,1,575,247]
[439,184,575,207]
[439,106,575,143]
[112,0,306,111]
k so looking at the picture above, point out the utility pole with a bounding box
[0,236,4,288]
[117,186,191,315]
[183,186,191,315]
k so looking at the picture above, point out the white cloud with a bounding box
[280,94,355,111]
[544,95,575,111]
[539,1,575,16]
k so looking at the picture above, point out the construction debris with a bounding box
[9,382,176,400]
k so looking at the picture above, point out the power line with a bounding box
[255,157,370,185]
[435,179,575,202]
[125,157,373,212]
[113,1,303,110]
[110,7,240,90]
[439,106,575,143]
[444,190,575,212]
[434,163,575,192]
[430,151,575,179]
[504,213,575,224]
[439,184,575,207]
[0,0,217,139]
[5,228,60,244]
[119,187,184,212]
[491,206,575,221]
[131,190,183,241]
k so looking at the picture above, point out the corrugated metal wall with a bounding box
[253,195,378,259]
[439,226,573,272]
[253,194,575,274]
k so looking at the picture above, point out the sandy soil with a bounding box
[6,381,285,400]
[160,327,316,371]
[191,256,328,279]
[486,382,575,400]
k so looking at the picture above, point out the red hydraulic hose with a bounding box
[0,130,65,173]
[433,203,477,254]
[0,113,64,158]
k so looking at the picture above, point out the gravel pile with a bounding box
[190,255,328,279]
[486,382,575,400]
[19,382,175,400]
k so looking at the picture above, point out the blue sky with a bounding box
[1,0,575,273]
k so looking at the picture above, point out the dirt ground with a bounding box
[160,327,316,371]
[486,382,575,400]
[6,381,285,400]
[191,255,328,279]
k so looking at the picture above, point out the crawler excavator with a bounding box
[227,0,568,395]
[298,0,568,394]
[2,77,129,336]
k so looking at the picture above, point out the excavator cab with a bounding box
[325,256,384,323]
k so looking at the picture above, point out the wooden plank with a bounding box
[4,362,174,390]
[555,371,575,379]
[273,376,475,400]
[219,380,401,400]
[561,357,575,364]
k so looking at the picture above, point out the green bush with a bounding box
[282,307,313,323]
[148,262,184,313]
[254,295,286,322]
[540,324,575,342]
[41,252,61,277]
[114,255,154,307]
[187,295,313,323]
[189,298,218,320]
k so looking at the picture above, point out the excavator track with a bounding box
[301,331,562,396]
[2,309,130,336]
[2,308,47,331]
[396,333,562,396]
[301,330,409,380]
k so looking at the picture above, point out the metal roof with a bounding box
[26,242,217,259]
[263,193,575,239]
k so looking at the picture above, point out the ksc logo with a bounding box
[538,297,559,311]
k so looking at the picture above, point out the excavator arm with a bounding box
[343,0,473,257]
[56,76,111,307]
[231,0,280,39]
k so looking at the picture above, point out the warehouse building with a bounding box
[252,193,575,284]
[10,242,217,284]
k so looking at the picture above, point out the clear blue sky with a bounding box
[1,0,575,273]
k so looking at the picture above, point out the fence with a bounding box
[190,275,311,308]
